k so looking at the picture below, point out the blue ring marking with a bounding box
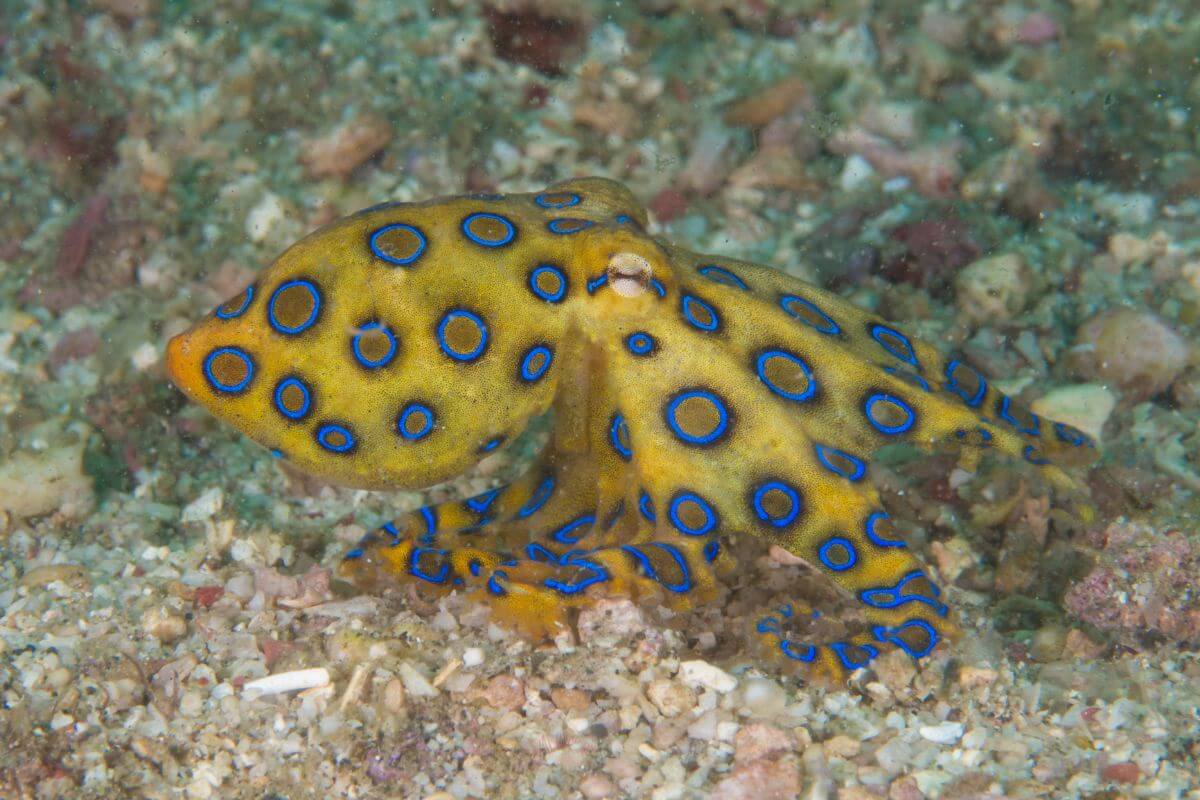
[397,402,435,441]
[864,392,916,435]
[829,641,879,671]
[316,422,356,454]
[547,218,593,234]
[751,480,802,528]
[680,294,721,332]
[609,412,632,461]
[203,347,255,394]
[436,309,489,362]
[270,448,284,459]
[649,278,667,298]
[859,570,948,616]
[703,539,720,563]
[461,212,516,247]
[479,435,505,454]
[873,619,940,659]
[697,264,748,290]
[369,223,427,266]
[621,545,657,581]
[267,279,321,335]
[780,640,818,663]
[1023,444,1050,466]
[818,537,858,572]
[870,323,919,368]
[626,332,656,356]
[534,191,580,209]
[344,548,364,560]
[638,490,656,522]
[756,350,817,403]
[487,570,508,596]
[668,491,718,536]
[997,395,1040,437]
[468,559,482,576]
[864,511,906,548]
[1054,421,1092,448]
[465,487,502,515]
[586,273,608,294]
[615,213,634,225]
[526,543,561,563]
[814,444,866,482]
[756,615,782,635]
[381,522,401,545]
[646,543,693,593]
[351,321,398,369]
[215,285,254,319]
[519,344,554,383]
[664,388,730,446]
[549,513,595,544]
[944,359,987,407]
[528,264,568,303]
[886,366,931,392]
[779,294,840,335]
[272,376,312,420]
[545,555,610,595]
[419,506,438,542]
[410,547,450,584]
[517,475,555,519]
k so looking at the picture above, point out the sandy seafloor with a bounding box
[2,1,1200,798]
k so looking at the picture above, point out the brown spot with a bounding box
[760,354,811,397]
[465,214,512,243]
[272,283,317,330]
[758,488,793,519]
[372,225,423,263]
[443,314,483,356]
[534,269,562,296]
[355,325,395,364]
[674,394,721,439]
[675,499,708,530]
[279,383,307,414]
[209,351,250,389]
[869,396,912,430]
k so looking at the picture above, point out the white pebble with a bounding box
[462,647,484,668]
[919,721,964,744]
[245,192,285,243]
[398,662,438,698]
[678,660,737,694]
[130,342,160,371]
[181,487,223,523]
[243,668,330,697]
[840,154,875,190]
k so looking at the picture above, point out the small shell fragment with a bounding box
[242,667,330,697]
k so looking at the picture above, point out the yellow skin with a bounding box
[167,177,1097,678]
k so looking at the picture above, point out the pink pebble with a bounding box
[1017,12,1059,45]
